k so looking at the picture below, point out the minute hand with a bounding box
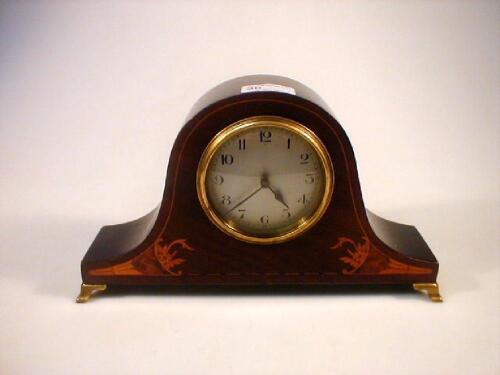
[226,186,264,214]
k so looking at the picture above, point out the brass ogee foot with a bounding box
[413,283,443,302]
[76,283,107,303]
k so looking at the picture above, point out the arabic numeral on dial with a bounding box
[300,153,310,164]
[238,139,246,150]
[238,209,246,219]
[260,130,272,143]
[260,215,269,224]
[282,208,291,219]
[305,173,315,184]
[221,154,234,165]
[297,194,310,205]
[214,175,224,185]
[221,195,231,205]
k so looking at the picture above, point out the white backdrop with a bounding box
[0,1,498,374]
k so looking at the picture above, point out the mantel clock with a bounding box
[77,75,442,303]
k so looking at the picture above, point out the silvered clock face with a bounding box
[197,116,333,244]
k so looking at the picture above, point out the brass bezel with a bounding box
[196,116,334,245]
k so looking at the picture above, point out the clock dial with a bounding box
[197,116,333,244]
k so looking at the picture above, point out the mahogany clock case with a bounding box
[78,75,441,302]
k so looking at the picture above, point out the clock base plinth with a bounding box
[413,283,443,303]
[76,283,107,303]
[74,283,442,303]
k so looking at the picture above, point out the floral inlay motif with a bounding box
[88,238,195,277]
[153,238,195,276]
[331,236,371,274]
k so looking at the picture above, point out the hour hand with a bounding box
[261,174,288,209]
[270,187,289,209]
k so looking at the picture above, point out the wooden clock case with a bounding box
[77,75,441,302]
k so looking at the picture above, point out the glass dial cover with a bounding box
[197,116,333,244]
